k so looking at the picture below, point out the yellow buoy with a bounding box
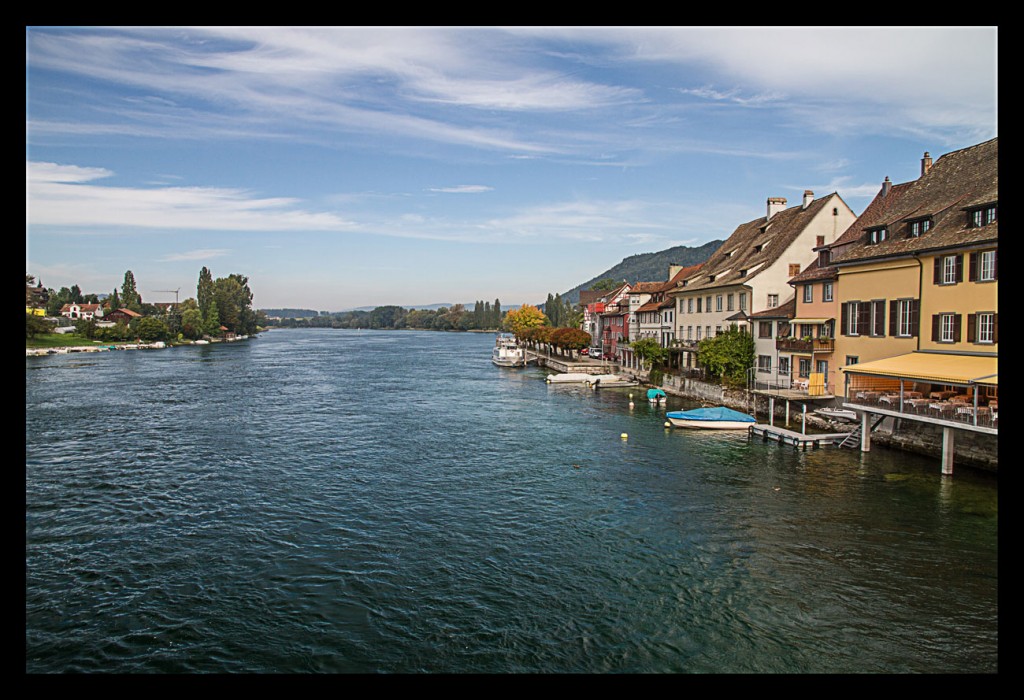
[664,421,671,428]
[620,433,628,440]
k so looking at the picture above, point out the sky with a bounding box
[26,26,998,311]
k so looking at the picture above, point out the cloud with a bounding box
[427,185,494,193]
[161,248,230,261]
[27,161,356,232]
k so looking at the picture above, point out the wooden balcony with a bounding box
[776,337,834,353]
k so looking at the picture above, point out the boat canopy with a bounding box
[665,407,755,423]
[647,388,666,399]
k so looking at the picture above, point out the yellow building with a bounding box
[828,138,997,473]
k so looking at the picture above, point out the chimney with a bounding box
[668,264,683,280]
[767,197,787,221]
[881,176,891,197]
[921,152,932,177]
[802,190,814,209]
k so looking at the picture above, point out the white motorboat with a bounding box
[545,373,638,387]
[491,333,525,367]
[814,407,858,422]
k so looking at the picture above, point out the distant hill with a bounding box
[562,240,724,304]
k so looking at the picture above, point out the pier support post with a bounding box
[859,411,872,452]
[785,400,790,425]
[769,397,775,426]
[941,427,954,476]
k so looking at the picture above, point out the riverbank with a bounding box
[26,334,255,356]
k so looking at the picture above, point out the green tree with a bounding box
[697,327,754,387]
[203,300,221,336]
[197,267,215,325]
[629,337,668,371]
[26,313,54,339]
[121,271,142,311]
[181,308,205,340]
[135,317,170,342]
[106,288,121,312]
[590,278,621,293]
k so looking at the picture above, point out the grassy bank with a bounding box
[26,333,102,349]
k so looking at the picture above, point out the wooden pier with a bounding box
[748,423,853,450]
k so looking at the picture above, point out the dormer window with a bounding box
[818,249,831,266]
[968,204,997,228]
[708,274,716,283]
[739,269,747,278]
[868,226,888,244]
[908,218,931,237]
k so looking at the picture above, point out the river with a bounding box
[25,328,998,673]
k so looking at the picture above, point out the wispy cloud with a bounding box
[161,248,230,262]
[27,161,356,232]
[427,185,494,193]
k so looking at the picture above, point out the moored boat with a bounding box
[545,373,638,387]
[647,388,667,404]
[491,333,525,367]
[666,406,756,430]
[814,407,858,422]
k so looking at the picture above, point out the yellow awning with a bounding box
[840,352,998,386]
[789,317,832,325]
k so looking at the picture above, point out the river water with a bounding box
[25,329,998,673]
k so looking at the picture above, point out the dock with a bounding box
[748,423,853,450]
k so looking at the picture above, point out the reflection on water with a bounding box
[26,329,997,673]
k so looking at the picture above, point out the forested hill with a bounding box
[561,240,724,304]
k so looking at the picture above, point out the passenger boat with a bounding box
[665,406,756,430]
[491,333,525,367]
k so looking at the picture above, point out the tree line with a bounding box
[264,300,505,331]
[26,268,262,342]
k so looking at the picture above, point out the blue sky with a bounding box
[26,26,997,311]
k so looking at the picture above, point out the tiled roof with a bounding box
[788,257,835,284]
[636,300,663,313]
[578,289,604,305]
[675,193,846,293]
[629,281,665,294]
[831,138,997,265]
[748,296,796,319]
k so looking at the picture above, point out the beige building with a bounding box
[670,191,856,370]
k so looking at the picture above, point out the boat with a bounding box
[491,333,525,367]
[814,407,858,422]
[545,373,638,387]
[647,388,667,404]
[666,406,756,430]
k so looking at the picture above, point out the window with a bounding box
[800,324,814,339]
[758,355,772,373]
[739,293,747,311]
[803,284,813,303]
[705,296,712,313]
[969,312,997,344]
[969,250,997,282]
[909,218,931,237]
[687,326,693,340]
[696,297,702,313]
[778,322,790,338]
[868,226,888,244]
[778,357,790,376]
[706,326,711,339]
[823,281,833,302]
[767,294,779,308]
[759,321,773,339]
[789,264,800,276]
[843,301,869,336]
[969,205,997,227]
[696,326,702,341]
[932,313,961,343]
[871,300,885,337]
[798,358,811,378]
[727,294,734,311]
[890,298,918,338]
[715,325,722,335]
[687,298,693,313]
[845,356,859,366]
[935,255,962,285]
[716,295,723,312]
[820,321,833,338]
[818,250,831,266]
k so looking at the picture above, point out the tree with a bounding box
[590,278,621,293]
[549,327,591,359]
[106,288,121,312]
[121,271,141,311]
[203,300,221,337]
[197,267,214,325]
[503,304,549,339]
[697,327,754,387]
[26,313,54,339]
[630,337,668,371]
[135,316,170,342]
[181,308,204,340]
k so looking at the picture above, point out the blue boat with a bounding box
[666,406,756,430]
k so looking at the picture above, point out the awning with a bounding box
[840,352,998,386]
[789,317,832,325]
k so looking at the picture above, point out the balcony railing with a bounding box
[775,337,835,353]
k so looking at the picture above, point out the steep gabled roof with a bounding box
[748,295,796,320]
[628,281,665,294]
[832,138,997,265]
[677,193,846,293]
